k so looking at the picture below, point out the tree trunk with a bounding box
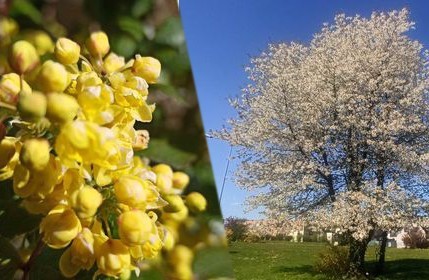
[348,238,367,273]
[375,231,388,275]
[347,231,373,277]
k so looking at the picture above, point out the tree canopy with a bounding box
[216,9,429,262]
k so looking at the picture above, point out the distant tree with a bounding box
[216,9,429,276]
[224,217,248,242]
[402,227,429,249]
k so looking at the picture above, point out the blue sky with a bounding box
[179,0,429,219]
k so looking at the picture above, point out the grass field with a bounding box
[228,241,429,280]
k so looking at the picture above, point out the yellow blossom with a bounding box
[132,55,161,84]
[104,52,125,74]
[46,92,79,123]
[118,210,156,246]
[96,239,131,277]
[0,137,20,180]
[0,73,31,105]
[8,40,39,74]
[172,172,190,191]
[20,138,50,171]
[55,37,81,65]
[59,228,96,277]
[17,91,47,121]
[70,186,103,219]
[0,17,18,45]
[185,192,207,213]
[37,60,69,92]
[163,194,185,213]
[40,205,82,249]
[13,155,62,198]
[23,30,54,55]
[22,183,66,215]
[55,120,120,168]
[86,31,110,57]
[114,175,162,209]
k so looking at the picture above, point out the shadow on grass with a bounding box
[271,259,429,279]
[274,265,319,276]
[367,259,429,280]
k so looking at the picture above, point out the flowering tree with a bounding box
[215,9,429,275]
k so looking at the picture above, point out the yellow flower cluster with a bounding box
[0,21,210,279]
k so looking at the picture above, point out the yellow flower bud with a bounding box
[172,172,190,191]
[160,227,175,251]
[114,175,159,209]
[0,73,31,105]
[167,245,194,265]
[37,60,69,92]
[8,40,40,74]
[17,91,47,121]
[59,248,81,278]
[14,155,61,198]
[103,52,125,74]
[59,228,95,277]
[156,173,173,194]
[152,164,173,177]
[12,163,32,197]
[20,138,50,171]
[23,30,54,56]
[162,206,188,223]
[70,186,103,219]
[132,55,161,84]
[55,37,81,64]
[163,194,185,213]
[118,210,155,246]
[185,192,207,213]
[46,92,79,123]
[0,18,18,42]
[170,265,193,280]
[96,239,131,277]
[0,137,16,169]
[86,31,110,57]
[40,205,82,249]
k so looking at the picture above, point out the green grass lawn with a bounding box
[228,241,429,280]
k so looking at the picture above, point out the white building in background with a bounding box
[387,229,407,248]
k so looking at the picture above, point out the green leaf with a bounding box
[111,34,137,59]
[0,182,42,238]
[137,138,196,169]
[117,16,144,42]
[31,246,65,279]
[155,17,185,48]
[10,0,43,24]
[0,236,22,280]
[131,0,153,18]
[107,212,120,239]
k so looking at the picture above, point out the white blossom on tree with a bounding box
[215,9,429,273]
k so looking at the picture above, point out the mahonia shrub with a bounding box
[0,17,219,279]
[314,245,350,279]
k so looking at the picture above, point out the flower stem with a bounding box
[21,238,45,280]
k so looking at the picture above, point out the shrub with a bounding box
[314,245,350,279]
